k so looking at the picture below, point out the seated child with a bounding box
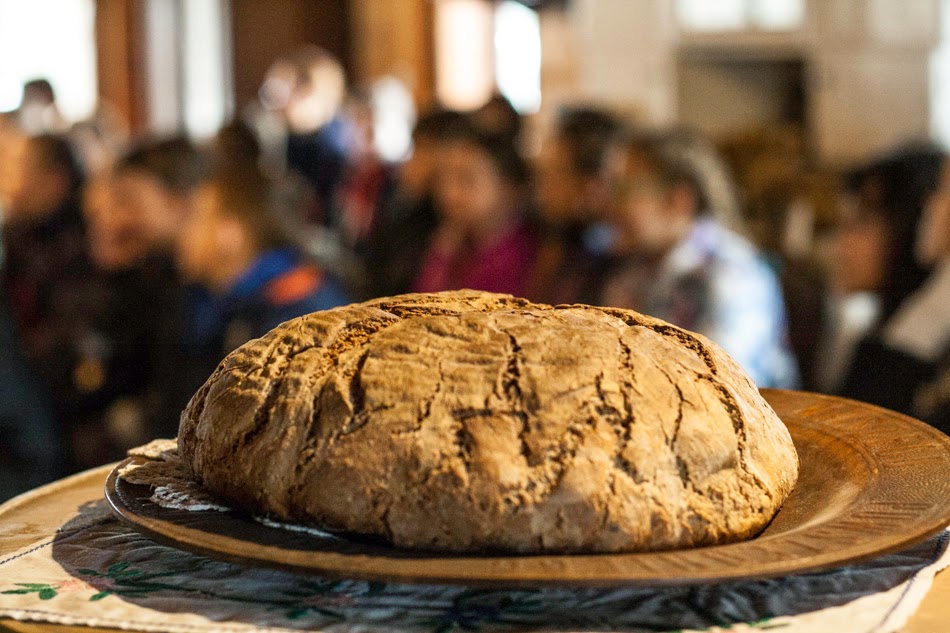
[411,119,538,296]
[176,166,350,381]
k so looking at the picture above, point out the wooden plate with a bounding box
[105,390,950,588]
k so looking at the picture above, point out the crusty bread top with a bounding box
[178,290,798,553]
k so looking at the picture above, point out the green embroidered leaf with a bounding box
[1,589,33,595]
[78,569,100,577]
[286,608,309,620]
[748,618,789,629]
[89,592,110,601]
[38,588,57,600]
[312,607,344,620]
[14,584,52,589]
[107,562,130,575]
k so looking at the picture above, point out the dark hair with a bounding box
[115,136,207,195]
[444,117,529,186]
[29,134,83,197]
[205,166,294,252]
[624,128,745,234]
[473,94,522,144]
[554,106,622,177]
[848,143,946,325]
[412,108,467,142]
[213,120,262,172]
[23,78,55,104]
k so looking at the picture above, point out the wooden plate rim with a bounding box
[105,390,950,588]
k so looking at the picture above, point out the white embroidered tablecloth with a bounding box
[1,469,949,633]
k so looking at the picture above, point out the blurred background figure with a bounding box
[335,87,399,255]
[2,134,88,365]
[176,165,350,391]
[8,79,65,135]
[257,46,353,228]
[0,124,58,494]
[107,136,206,266]
[529,106,622,304]
[718,127,836,391]
[599,129,798,389]
[472,93,523,149]
[411,118,538,296]
[833,144,948,421]
[62,135,208,465]
[1,133,91,471]
[362,107,466,298]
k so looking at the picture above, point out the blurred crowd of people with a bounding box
[2,48,949,500]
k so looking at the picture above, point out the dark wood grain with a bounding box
[105,390,950,588]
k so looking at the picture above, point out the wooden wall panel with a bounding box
[95,0,147,132]
[349,0,435,108]
[229,0,352,112]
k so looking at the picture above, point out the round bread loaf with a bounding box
[178,291,798,553]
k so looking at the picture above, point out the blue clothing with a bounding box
[601,218,799,389]
[180,249,350,403]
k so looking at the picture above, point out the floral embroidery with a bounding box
[1,513,941,633]
[2,583,60,600]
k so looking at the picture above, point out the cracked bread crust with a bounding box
[178,290,799,553]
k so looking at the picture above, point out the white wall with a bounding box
[553,0,943,166]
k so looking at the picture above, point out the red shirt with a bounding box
[412,220,539,297]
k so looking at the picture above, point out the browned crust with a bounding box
[178,290,799,553]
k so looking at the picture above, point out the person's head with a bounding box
[211,119,262,174]
[6,133,83,223]
[260,47,346,134]
[17,79,63,134]
[536,107,622,226]
[400,108,467,199]
[83,173,138,271]
[110,136,206,253]
[434,119,529,239]
[472,94,522,145]
[177,167,293,292]
[833,144,945,321]
[21,79,55,107]
[608,128,741,258]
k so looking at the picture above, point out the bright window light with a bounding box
[0,0,97,122]
[494,0,542,114]
[435,0,495,111]
[677,0,746,31]
[751,0,806,30]
[931,0,950,147]
[677,0,805,32]
[183,0,233,139]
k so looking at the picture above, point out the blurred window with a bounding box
[182,0,232,138]
[495,0,542,114]
[144,0,232,138]
[677,0,805,32]
[435,0,542,114]
[0,0,97,122]
[436,0,495,111]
